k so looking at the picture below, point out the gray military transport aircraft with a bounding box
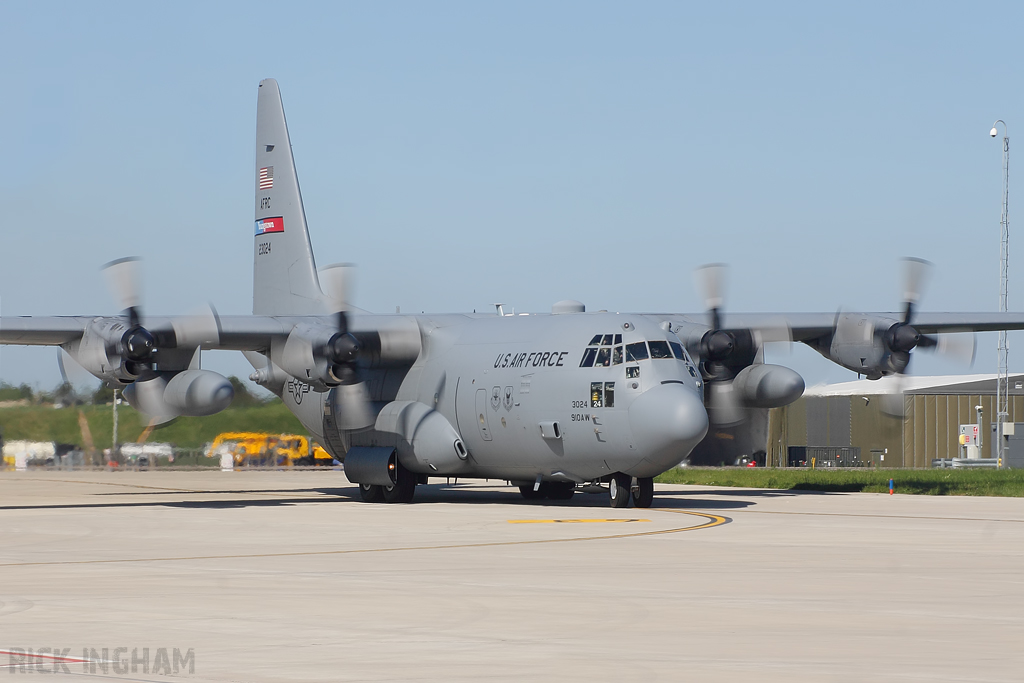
[4,79,1024,507]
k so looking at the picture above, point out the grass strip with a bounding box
[655,467,1024,497]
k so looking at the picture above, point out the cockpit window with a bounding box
[625,342,649,362]
[669,341,685,360]
[649,340,673,359]
[583,334,631,368]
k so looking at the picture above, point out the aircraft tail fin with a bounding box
[253,78,328,315]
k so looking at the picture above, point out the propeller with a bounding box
[320,263,360,384]
[694,263,726,331]
[57,348,70,386]
[103,257,157,377]
[884,258,975,374]
[55,349,79,406]
[693,264,751,370]
[693,264,769,426]
[691,264,802,427]
[881,257,933,374]
[101,257,221,420]
[320,263,372,430]
[835,258,976,416]
[694,264,744,426]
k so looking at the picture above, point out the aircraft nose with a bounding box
[627,383,709,476]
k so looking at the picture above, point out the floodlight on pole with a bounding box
[991,119,1009,467]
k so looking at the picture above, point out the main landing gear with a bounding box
[358,482,385,503]
[610,474,654,508]
[518,475,653,508]
[519,481,576,501]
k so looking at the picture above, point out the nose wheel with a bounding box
[609,473,631,508]
[632,477,654,508]
[608,474,655,508]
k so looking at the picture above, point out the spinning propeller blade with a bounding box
[694,263,727,331]
[320,262,373,430]
[100,257,222,419]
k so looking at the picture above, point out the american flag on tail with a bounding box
[259,166,274,190]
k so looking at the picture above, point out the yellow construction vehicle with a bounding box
[206,432,334,467]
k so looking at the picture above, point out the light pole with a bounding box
[990,120,1009,467]
[112,387,119,463]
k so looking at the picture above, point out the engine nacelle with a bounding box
[827,313,901,379]
[731,364,804,408]
[271,318,424,392]
[64,317,137,383]
[274,324,336,391]
[122,370,234,418]
[375,400,470,475]
[164,370,235,416]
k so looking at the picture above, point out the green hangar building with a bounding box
[766,374,1024,468]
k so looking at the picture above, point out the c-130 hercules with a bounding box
[4,79,1024,507]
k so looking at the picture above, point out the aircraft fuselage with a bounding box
[281,311,708,485]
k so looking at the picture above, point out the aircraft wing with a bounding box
[653,312,1024,342]
[0,317,92,346]
[892,312,1024,334]
[0,315,305,351]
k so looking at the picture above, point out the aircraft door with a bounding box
[474,389,493,441]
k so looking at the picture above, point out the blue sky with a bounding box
[1,1,1021,391]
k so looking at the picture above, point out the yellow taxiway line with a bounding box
[508,518,651,524]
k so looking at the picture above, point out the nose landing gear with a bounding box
[609,473,631,508]
[609,474,654,508]
[632,476,654,508]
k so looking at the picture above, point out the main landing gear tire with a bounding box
[519,484,546,501]
[545,482,576,500]
[609,473,631,508]
[382,461,417,504]
[359,483,385,503]
[632,477,654,508]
